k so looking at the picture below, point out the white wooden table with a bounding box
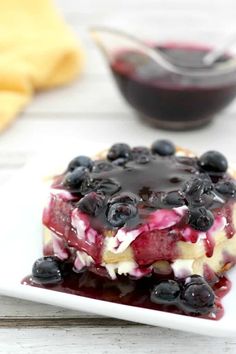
[1,0,236,352]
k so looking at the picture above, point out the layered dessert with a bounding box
[24,140,236,318]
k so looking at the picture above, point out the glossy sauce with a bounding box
[22,270,231,321]
[110,43,236,127]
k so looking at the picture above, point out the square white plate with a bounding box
[1,147,236,337]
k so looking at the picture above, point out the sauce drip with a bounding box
[22,270,231,321]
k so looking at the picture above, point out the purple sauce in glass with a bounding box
[110,43,236,129]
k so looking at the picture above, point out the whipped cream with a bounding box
[104,260,152,279]
[104,227,147,254]
[71,209,101,245]
[171,259,194,278]
[71,211,87,240]
[51,232,68,260]
[50,188,75,200]
[74,250,94,272]
[149,206,187,230]
[104,260,137,279]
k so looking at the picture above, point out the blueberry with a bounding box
[185,274,206,286]
[181,276,215,314]
[94,178,121,195]
[79,178,94,196]
[151,139,175,156]
[184,177,212,195]
[109,192,139,205]
[147,192,162,208]
[183,177,213,205]
[184,178,204,199]
[215,180,236,198]
[63,166,89,190]
[198,151,228,173]
[67,155,94,172]
[107,143,132,162]
[77,192,105,216]
[189,207,214,231]
[151,280,180,304]
[107,202,138,227]
[93,160,114,173]
[131,146,151,164]
[112,157,128,166]
[136,154,151,164]
[32,256,62,285]
[162,191,185,208]
[132,146,151,164]
[132,146,150,158]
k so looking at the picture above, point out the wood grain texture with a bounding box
[0,325,235,354]
[1,0,236,352]
[0,296,101,319]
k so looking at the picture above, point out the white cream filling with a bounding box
[149,206,188,230]
[171,259,194,278]
[71,210,101,245]
[209,216,227,235]
[71,212,87,240]
[51,188,75,200]
[103,260,152,279]
[174,205,188,217]
[74,250,94,272]
[105,228,141,254]
[51,232,68,260]
[104,260,138,280]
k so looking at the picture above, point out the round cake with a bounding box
[42,140,236,284]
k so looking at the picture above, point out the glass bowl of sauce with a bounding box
[91,21,236,130]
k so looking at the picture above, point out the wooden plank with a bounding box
[0,318,134,328]
[0,296,101,320]
[0,325,235,354]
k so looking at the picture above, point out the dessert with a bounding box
[23,140,236,319]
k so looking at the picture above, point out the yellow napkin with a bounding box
[0,0,84,131]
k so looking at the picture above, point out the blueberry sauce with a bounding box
[49,153,199,233]
[110,43,236,129]
[22,270,230,320]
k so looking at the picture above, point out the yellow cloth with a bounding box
[0,0,83,131]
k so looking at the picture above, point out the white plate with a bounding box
[1,147,236,337]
